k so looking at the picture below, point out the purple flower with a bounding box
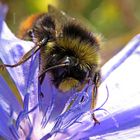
[0,5,140,140]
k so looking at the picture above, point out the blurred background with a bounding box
[1,0,140,64]
[0,0,140,104]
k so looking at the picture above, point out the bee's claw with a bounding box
[93,118,100,126]
[92,113,100,126]
[0,64,6,71]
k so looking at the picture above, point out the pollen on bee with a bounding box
[58,78,79,92]
[18,13,43,38]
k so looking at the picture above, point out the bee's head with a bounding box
[45,22,100,92]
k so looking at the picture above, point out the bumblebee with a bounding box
[0,5,101,124]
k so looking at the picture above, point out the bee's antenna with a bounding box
[38,63,69,79]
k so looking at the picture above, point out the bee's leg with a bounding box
[0,27,49,70]
[38,74,45,100]
[91,72,101,125]
[38,73,45,98]
[40,92,44,98]
[39,73,46,85]
[0,41,45,70]
[0,55,31,70]
[0,49,34,70]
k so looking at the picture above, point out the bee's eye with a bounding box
[52,54,57,57]
[49,53,63,65]
[69,56,78,66]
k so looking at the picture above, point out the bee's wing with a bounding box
[48,5,75,35]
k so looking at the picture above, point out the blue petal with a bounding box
[0,105,18,140]
[0,4,8,35]
[0,22,35,97]
[82,34,140,139]
[15,52,39,128]
[0,75,22,113]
